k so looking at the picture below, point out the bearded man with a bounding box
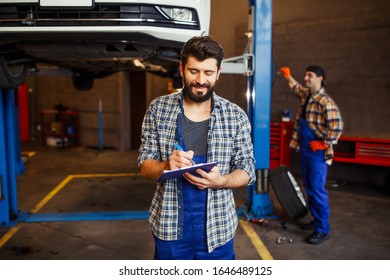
[138,36,255,259]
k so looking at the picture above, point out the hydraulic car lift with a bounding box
[0,0,274,226]
[248,0,275,219]
[222,0,275,220]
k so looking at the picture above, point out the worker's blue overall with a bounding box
[153,118,235,260]
[299,107,330,234]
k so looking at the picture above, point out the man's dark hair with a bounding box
[181,35,224,68]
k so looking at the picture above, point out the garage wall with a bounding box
[25,71,131,151]
[211,0,390,189]
[270,0,390,189]
[271,0,390,139]
[210,0,390,139]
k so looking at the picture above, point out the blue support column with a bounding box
[0,89,10,224]
[13,89,26,175]
[5,88,19,219]
[0,88,19,225]
[252,0,272,169]
[243,0,275,219]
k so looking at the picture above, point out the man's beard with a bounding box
[183,82,215,103]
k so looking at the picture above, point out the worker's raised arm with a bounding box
[280,67,298,88]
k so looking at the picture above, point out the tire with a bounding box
[270,165,308,220]
[0,56,27,89]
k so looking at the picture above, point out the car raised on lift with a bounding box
[0,0,210,90]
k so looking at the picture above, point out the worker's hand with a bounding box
[310,141,328,152]
[280,67,291,78]
[169,150,194,169]
[183,166,227,190]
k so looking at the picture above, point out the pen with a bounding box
[174,143,196,165]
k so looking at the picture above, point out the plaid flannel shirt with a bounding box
[290,84,343,160]
[137,91,255,252]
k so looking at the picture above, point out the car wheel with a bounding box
[72,71,94,91]
[270,165,308,220]
[0,56,27,89]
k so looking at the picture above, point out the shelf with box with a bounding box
[40,110,79,148]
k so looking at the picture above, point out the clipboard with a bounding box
[156,161,218,182]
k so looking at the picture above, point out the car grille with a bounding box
[0,4,200,29]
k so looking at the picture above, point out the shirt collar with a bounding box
[311,87,326,99]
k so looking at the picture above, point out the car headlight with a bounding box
[160,7,194,22]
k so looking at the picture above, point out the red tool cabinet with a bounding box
[333,136,390,167]
[270,121,293,169]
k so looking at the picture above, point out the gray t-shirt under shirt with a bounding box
[179,114,209,156]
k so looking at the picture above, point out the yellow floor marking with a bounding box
[0,224,24,248]
[239,220,274,260]
[21,151,36,157]
[72,173,140,179]
[29,175,74,214]
[0,173,139,248]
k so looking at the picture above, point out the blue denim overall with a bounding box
[299,117,330,234]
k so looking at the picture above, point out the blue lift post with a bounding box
[239,0,275,220]
[85,99,116,152]
[0,88,22,225]
[217,0,276,220]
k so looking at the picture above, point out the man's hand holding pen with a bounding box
[168,143,195,170]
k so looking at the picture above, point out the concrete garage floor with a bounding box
[0,141,389,260]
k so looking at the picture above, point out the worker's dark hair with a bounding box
[181,35,224,68]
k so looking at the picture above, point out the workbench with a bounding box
[333,136,390,167]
